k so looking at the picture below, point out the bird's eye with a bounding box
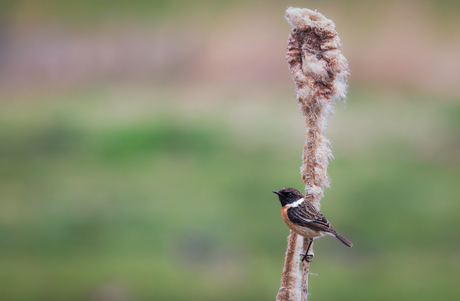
[288,192,293,197]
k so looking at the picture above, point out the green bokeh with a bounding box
[1,0,460,300]
[1,87,459,300]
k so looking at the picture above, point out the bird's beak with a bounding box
[272,190,281,195]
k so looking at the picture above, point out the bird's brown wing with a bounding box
[287,201,336,233]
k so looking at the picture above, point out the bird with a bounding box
[273,187,352,262]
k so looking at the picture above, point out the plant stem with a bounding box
[301,238,312,301]
[278,6,349,301]
[276,231,303,301]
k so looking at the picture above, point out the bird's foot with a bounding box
[300,253,314,262]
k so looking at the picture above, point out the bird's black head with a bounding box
[272,187,304,206]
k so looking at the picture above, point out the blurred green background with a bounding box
[1,0,459,300]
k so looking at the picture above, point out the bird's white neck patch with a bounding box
[287,198,304,208]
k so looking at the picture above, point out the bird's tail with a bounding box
[335,233,353,247]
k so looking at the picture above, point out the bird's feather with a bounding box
[286,201,336,233]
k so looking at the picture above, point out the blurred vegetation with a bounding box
[0,86,459,300]
[1,0,460,300]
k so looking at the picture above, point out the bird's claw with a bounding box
[300,253,314,262]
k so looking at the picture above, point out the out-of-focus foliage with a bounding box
[0,1,459,300]
[1,88,459,300]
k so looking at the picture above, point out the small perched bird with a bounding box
[273,187,352,262]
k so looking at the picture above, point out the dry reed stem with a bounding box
[301,238,312,301]
[276,231,303,301]
[277,7,349,301]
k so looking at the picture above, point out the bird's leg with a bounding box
[300,238,314,262]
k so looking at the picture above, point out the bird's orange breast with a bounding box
[281,206,296,230]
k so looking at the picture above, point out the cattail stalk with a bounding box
[277,7,349,301]
[276,232,303,301]
[300,238,311,301]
